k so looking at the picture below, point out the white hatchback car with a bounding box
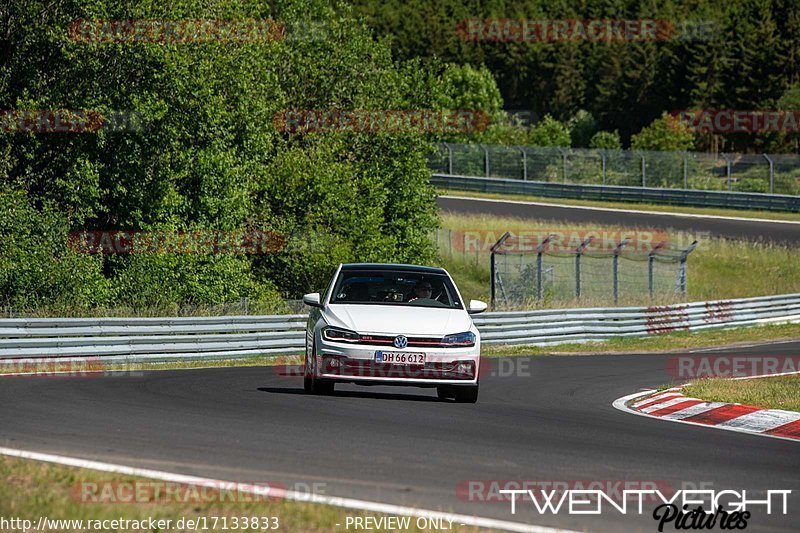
[302,263,487,403]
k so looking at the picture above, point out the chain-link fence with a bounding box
[488,232,697,308]
[429,143,800,195]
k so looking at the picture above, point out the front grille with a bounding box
[347,334,471,348]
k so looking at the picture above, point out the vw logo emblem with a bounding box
[393,335,408,349]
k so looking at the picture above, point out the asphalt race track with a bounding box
[437,195,800,245]
[2,343,799,532]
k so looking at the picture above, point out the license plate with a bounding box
[374,351,425,365]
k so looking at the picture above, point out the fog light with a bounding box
[456,361,474,377]
[323,356,341,373]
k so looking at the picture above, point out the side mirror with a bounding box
[303,292,323,308]
[468,299,488,314]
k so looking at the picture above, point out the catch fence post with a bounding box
[683,153,689,189]
[678,241,698,298]
[489,232,512,308]
[535,235,553,301]
[443,142,453,175]
[648,242,666,299]
[575,236,594,299]
[612,239,630,304]
[641,155,646,187]
[763,154,774,194]
[601,151,607,185]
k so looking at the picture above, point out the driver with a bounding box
[408,280,433,302]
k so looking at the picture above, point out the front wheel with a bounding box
[454,384,479,404]
[303,342,314,393]
[305,340,335,395]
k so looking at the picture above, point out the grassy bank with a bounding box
[0,455,487,533]
[437,189,800,223]
[435,212,800,307]
[682,375,800,411]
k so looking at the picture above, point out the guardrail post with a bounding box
[575,237,594,299]
[519,147,528,181]
[678,241,698,298]
[443,142,453,175]
[683,152,688,189]
[612,239,630,304]
[764,154,774,194]
[481,144,490,177]
[648,242,666,299]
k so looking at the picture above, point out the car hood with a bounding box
[324,304,473,336]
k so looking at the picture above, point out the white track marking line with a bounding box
[661,402,727,420]
[0,446,577,533]
[717,410,800,432]
[439,194,800,225]
[689,339,800,353]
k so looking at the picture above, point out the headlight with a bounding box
[322,326,361,343]
[441,331,476,347]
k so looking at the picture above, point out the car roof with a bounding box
[340,263,447,275]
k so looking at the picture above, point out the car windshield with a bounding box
[330,270,462,309]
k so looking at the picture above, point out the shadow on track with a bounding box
[257,386,449,403]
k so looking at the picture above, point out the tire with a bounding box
[436,386,454,400]
[314,380,335,395]
[454,384,479,404]
[303,341,314,393]
[306,340,335,395]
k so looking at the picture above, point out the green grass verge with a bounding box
[437,189,800,222]
[434,212,800,307]
[0,455,488,533]
[682,374,800,411]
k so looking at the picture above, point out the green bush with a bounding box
[0,187,113,310]
[1,0,441,311]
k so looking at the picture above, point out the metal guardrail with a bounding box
[472,293,800,345]
[432,173,800,212]
[1,293,799,365]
